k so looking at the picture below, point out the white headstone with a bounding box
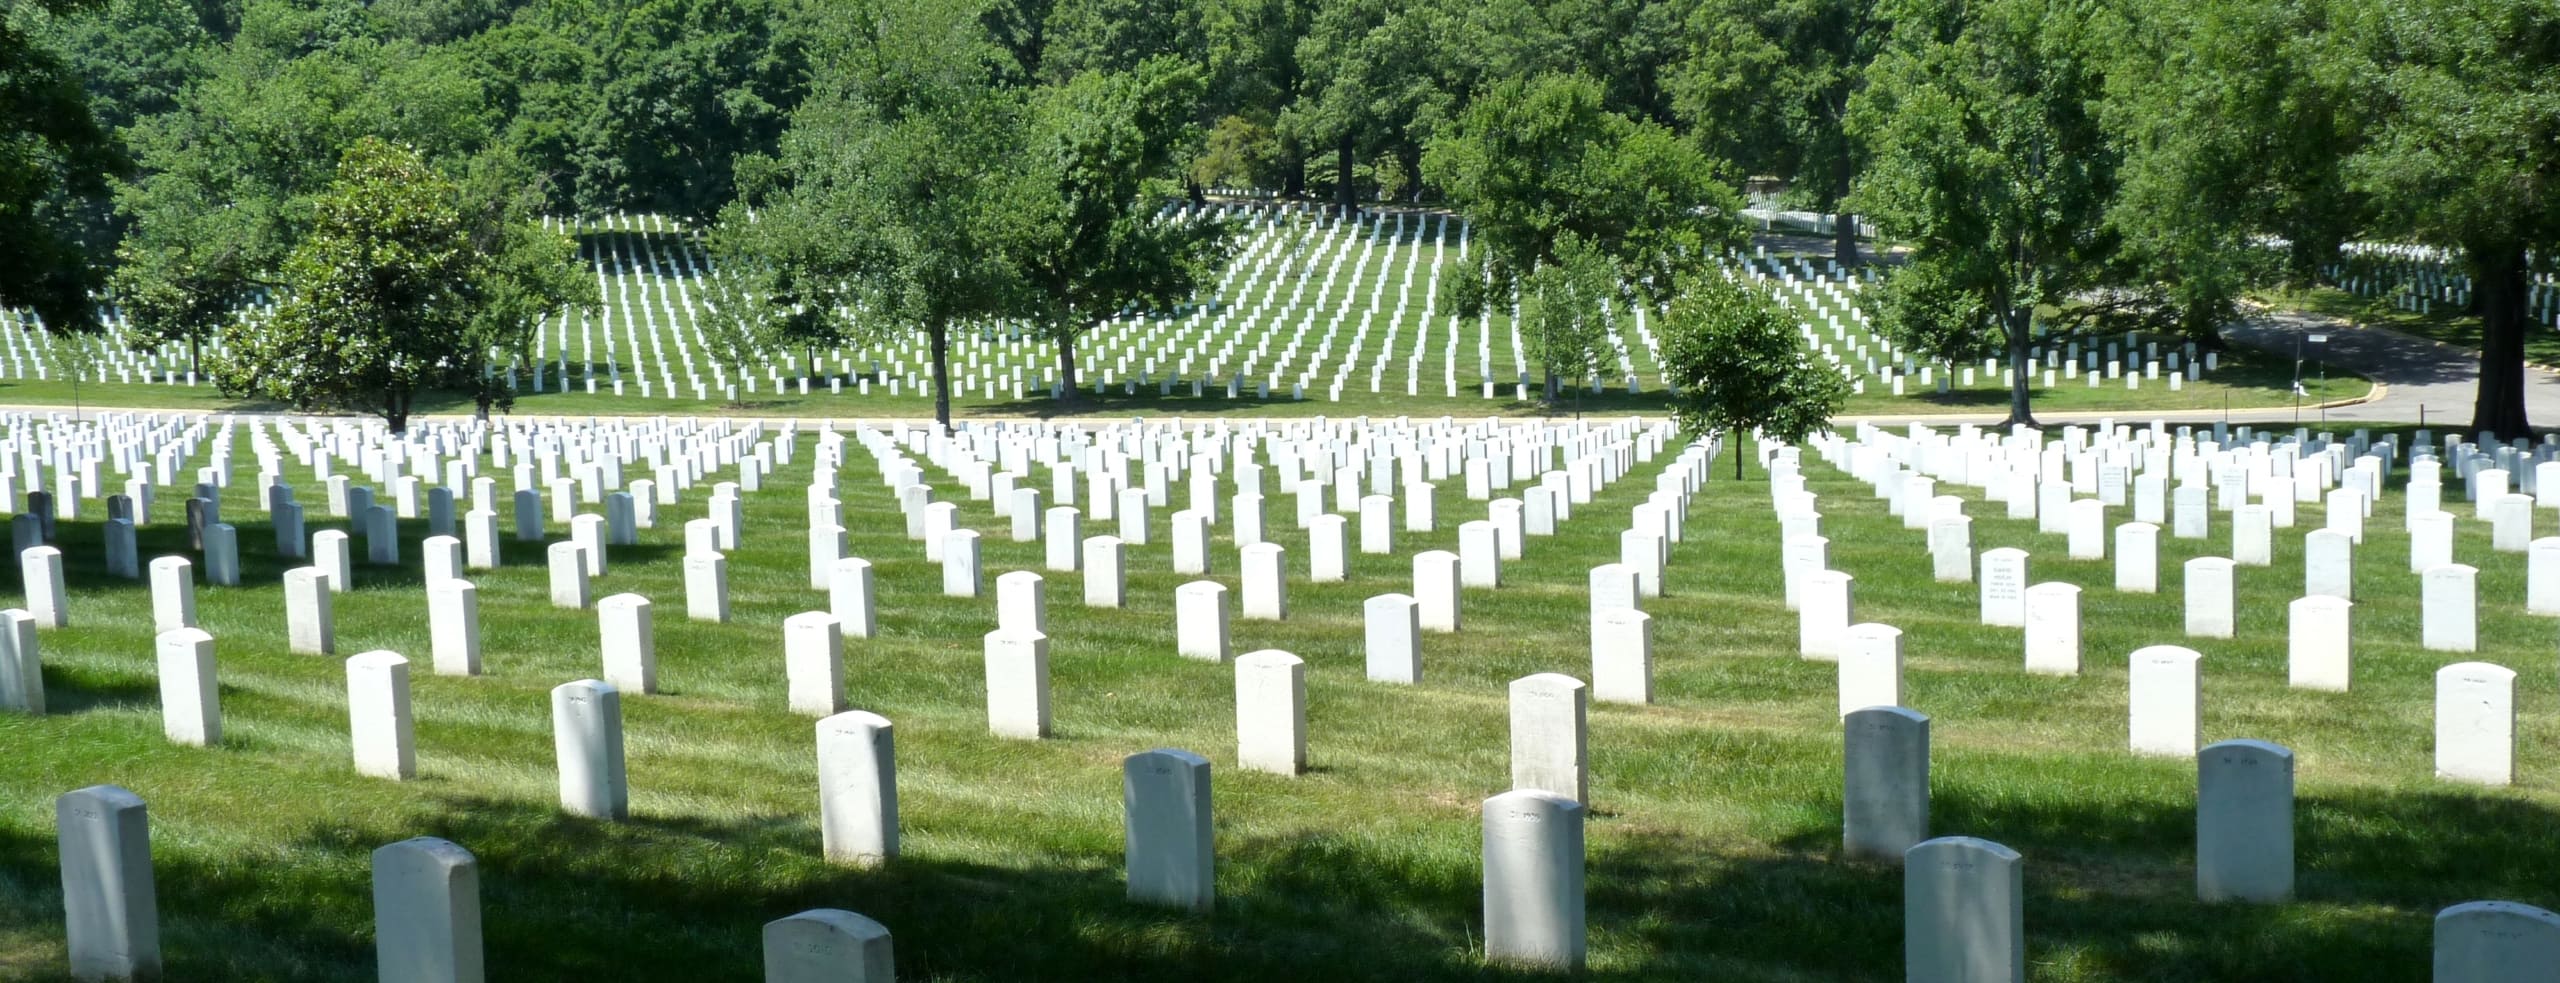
[1843,706,1930,861]
[2129,645,2203,757]
[1482,789,1586,971]
[371,837,483,983]
[1903,837,2024,983]
[1800,570,1854,660]
[2023,583,2081,675]
[787,612,846,717]
[2435,661,2515,785]
[155,627,219,746]
[2196,739,2293,903]
[346,651,417,780]
[551,678,627,820]
[1123,748,1214,912]
[1175,581,1230,662]
[2286,595,2352,692]
[2423,564,2479,652]
[1364,593,1421,684]
[817,710,898,867]
[1509,673,1589,803]
[56,784,160,981]
[2184,557,2235,638]
[984,628,1051,739]
[763,909,894,983]
[1235,651,1308,775]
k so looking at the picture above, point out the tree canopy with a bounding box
[1658,270,1847,476]
[3,0,2555,436]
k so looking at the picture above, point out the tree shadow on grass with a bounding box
[1711,779,2560,981]
[0,792,1539,982]
[5,778,2557,981]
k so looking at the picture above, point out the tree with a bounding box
[1,0,127,330]
[693,230,787,405]
[1424,72,1744,402]
[454,151,587,418]
[1005,57,1236,405]
[213,137,478,433]
[1670,0,1887,265]
[1509,233,1623,407]
[2329,0,2560,439]
[562,0,810,220]
[2096,0,2352,346]
[743,0,1025,427]
[1659,271,1849,478]
[1847,0,2116,427]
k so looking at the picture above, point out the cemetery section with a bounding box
[0,210,2365,420]
[0,409,2557,978]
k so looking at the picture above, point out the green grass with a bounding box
[2264,284,2560,367]
[0,424,2542,979]
[0,335,2372,424]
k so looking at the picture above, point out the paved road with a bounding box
[1843,309,2560,431]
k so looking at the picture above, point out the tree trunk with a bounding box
[1281,146,1305,199]
[806,346,818,383]
[2469,243,2532,440]
[1733,429,1745,480]
[929,318,954,428]
[1336,132,1356,217]
[386,389,411,435]
[1055,329,1082,406]
[2004,312,2037,428]
[1832,155,1862,267]
[189,333,201,376]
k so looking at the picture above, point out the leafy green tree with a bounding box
[693,230,787,405]
[107,226,242,377]
[559,0,809,220]
[743,0,1026,426]
[2329,0,2560,438]
[1847,0,2116,427]
[1005,57,1236,405]
[1283,0,1459,213]
[453,151,588,418]
[1659,271,1849,478]
[1670,0,1885,264]
[1509,233,1622,405]
[1,0,127,330]
[1195,0,1314,194]
[113,2,497,327]
[214,137,478,433]
[1424,72,1744,402]
[2096,0,2353,346]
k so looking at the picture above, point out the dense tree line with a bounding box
[0,0,2553,433]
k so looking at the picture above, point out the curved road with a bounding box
[1840,309,2560,430]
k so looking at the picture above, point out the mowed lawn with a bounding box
[0,421,2555,980]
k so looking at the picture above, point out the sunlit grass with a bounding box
[0,422,2550,979]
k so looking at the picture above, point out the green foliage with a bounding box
[0,0,127,329]
[1658,271,1847,469]
[1190,113,1283,191]
[213,137,478,431]
[1426,71,1742,400]
[1670,0,1884,262]
[2327,0,2560,436]
[1005,56,1238,401]
[693,226,787,402]
[1848,0,2116,425]
[744,0,1027,426]
[1511,233,1623,398]
[2096,0,2343,344]
[453,153,587,416]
